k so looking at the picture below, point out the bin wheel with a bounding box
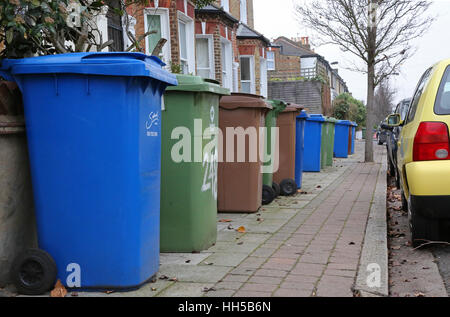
[12,249,57,295]
[272,182,281,198]
[280,179,297,196]
[262,185,276,205]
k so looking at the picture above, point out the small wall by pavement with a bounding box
[0,82,37,287]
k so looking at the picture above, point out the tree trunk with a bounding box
[365,1,377,163]
[365,61,375,162]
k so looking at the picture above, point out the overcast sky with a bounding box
[254,0,450,106]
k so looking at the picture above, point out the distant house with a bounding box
[268,36,349,114]
[126,0,270,96]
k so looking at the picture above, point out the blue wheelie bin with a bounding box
[0,53,177,294]
[334,120,353,158]
[351,122,358,154]
[303,114,325,172]
[295,110,309,188]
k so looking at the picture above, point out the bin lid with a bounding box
[325,117,339,123]
[297,110,310,119]
[281,102,303,113]
[166,74,230,95]
[351,121,358,127]
[0,52,178,86]
[220,93,272,110]
[307,114,326,122]
[336,120,353,126]
[267,99,287,115]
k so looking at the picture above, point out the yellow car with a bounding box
[387,59,450,247]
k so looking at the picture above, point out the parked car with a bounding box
[382,98,412,186]
[387,59,450,247]
[377,121,388,145]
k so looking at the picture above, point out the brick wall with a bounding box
[268,47,301,81]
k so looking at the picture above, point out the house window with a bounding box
[145,8,170,64]
[240,0,248,24]
[240,56,254,94]
[178,20,189,73]
[147,14,162,56]
[267,51,275,71]
[221,0,230,12]
[221,40,233,90]
[196,36,214,79]
[177,12,195,74]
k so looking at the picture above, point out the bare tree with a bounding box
[374,79,396,124]
[295,0,434,162]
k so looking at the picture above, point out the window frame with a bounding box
[221,0,230,12]
[434,65,450,115]
[144,8,171,64]
[405,67,432,124]
[267,51,275,71]
[221,38,233,90]
[195,35,215,79]
[177,11,195,75]
[240,55,255,94]
[240,0,248,25]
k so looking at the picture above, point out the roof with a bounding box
[195,4,239,24]
[273,36,314,57]
[236,23,271,45]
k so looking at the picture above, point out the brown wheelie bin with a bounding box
[273,104,303,196]
[218,93,272,213]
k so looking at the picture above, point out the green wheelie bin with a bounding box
[161,75,230,252]
[262,99,287,205]
[321,117,338,168]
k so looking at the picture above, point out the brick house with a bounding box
[236,23,270,97]
[195,0,270,96]
[268,36,349,114]
[194,3,240,91]
[128,0,197,74]
[127,0,270,96]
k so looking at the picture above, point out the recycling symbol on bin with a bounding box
[210,106,215,123]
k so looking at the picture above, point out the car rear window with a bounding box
[435,65,450,115]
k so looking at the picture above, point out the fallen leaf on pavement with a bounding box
[219,219,232,223]
[391,246,401,250]
[159,275,169,280]
[236,226,246,233]
[169,277,178,282]
[50,280,67,298]
[414,292,425,297]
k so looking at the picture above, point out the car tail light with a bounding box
[413,122,450,161]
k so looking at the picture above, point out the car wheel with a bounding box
[280,179,297,196]
[408,197,437,248]
[272,182,281,198]
[12,249,57,295]
[400,183,408,212]
[262,185,276,205]
[387,157,396,177]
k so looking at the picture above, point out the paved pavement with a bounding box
[73,140,386,298]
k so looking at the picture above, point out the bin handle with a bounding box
[81,53,166,67]
[203,78,221,85]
